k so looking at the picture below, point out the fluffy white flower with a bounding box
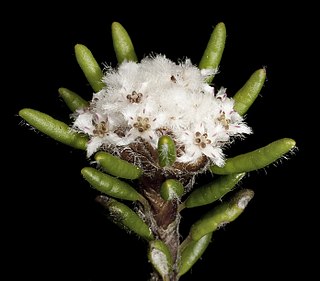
[72,54,252,167]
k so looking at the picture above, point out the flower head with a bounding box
[72,54,252,168]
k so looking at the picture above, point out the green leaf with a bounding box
[95,151,142,180]
[112,22,138,63]
[190,189,254,241]
[74,44,104,92]
[96,196,154,241]
[178,232,212,276]
[160,179,184,201]
[148,240,173,280]
[184,172,246,208]
[19,108,88,150]
[81,167,143,202]
[199,22,226,83]
[58,87,89,112]
[210,138,296,175]
[233,68,266,116]
[157,135,177,167]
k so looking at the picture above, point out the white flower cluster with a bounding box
[72,54,252,167]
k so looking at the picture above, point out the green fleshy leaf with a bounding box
[112,22,138,63]
[19,108,88,150]
[199,22,226,83]
[210,138,296,175]
[233,68,267,116]
[74,44,104,92]
[58,87,89,112]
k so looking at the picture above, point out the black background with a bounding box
[6,3,314,281]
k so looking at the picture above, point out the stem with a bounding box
[118,141,198,280]
[139,174,182,281]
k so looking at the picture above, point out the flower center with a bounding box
[127,91,143,103]
[133,116,151,132]
[194,131,212,149]
[92,120,109,137]
[217,112,230,129]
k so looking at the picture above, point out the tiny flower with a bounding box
[72,54,252,170]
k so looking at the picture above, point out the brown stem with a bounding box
[116,140,206,280]
[139,174,182,281]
